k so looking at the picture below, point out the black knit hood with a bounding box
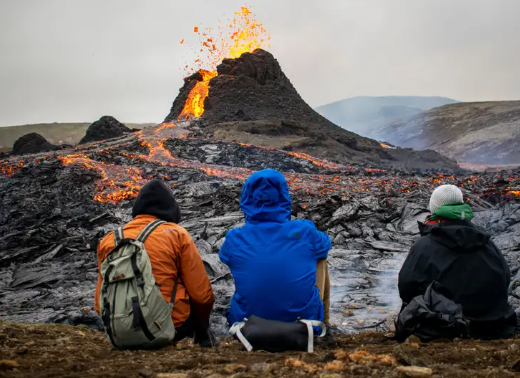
[132,180,181,223]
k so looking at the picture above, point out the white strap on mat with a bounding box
[229,321,253,352]
[299,319,326,353]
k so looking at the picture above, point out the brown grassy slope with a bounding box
[0,320,519,378]
[0,123,155,148]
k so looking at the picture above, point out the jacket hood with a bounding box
[424,220,491,251]
[240,169,291,224]
[132,180,181,223]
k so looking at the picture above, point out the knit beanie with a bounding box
[429,185,464,213]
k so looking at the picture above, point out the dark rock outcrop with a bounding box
[79,116,131,144]
[12,133,55,156]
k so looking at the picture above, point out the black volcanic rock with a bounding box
[0,129,519,334]
[164,49,460,171]
[12,133,55,156]
[79,116,131,144]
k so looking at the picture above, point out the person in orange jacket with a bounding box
[94,179,218,347]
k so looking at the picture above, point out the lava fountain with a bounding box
[177,6,271,120]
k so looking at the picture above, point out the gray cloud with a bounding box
[1,0,519,126]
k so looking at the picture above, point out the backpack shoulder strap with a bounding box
[134,219,179,306]
[113,227,124,246]
[136,219,166,243]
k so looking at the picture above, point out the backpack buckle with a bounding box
[136,276,145,287]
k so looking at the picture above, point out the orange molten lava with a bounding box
[237,142,341,170]
[458,162,520,172]
[59,154,145,204]
[178,6,270,120]
[178,70,218,120]
[4,122,519,206]
[0,160,24,177]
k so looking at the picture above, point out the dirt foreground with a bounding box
[1,320,520,378]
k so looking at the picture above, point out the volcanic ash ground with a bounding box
[1,120,520,336]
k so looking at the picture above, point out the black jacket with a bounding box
[398,220,517,339]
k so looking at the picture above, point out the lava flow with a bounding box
[237,142,342,170]
[178,6,270,120]
[0,160,24,177]
[2,121,520,205]
[59,153,146,203]
[178,70,217,120]
[56,123,182,204]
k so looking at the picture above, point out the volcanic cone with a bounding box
[165,49,458,171]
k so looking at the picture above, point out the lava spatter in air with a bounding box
[178,6,270,120]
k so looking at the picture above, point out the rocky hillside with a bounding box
[373,101,520,165]
[315,96,458,137]
[164,50,459,172]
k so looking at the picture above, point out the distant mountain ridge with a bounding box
[316,96,459,137]
[372,101,520,165]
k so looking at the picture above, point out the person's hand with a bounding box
[194,327,220,348]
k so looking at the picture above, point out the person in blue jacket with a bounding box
[219,169,331,328]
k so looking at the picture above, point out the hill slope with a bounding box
[0,122,155,150]
[315,96,459,137]
[373,101,520,165]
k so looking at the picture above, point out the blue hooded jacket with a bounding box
[219,169,331,326]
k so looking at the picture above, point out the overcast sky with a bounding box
[1,0,519,126]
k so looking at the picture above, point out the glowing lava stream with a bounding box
[56,121,351,203]
[178,70,218,120]
[59,154,146,203]
[59,122,520,204]
[57,122,253,203]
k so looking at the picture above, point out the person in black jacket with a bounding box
[398,184,517,339]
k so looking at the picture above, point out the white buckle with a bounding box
[298,319,326,353]
[229,321,253,352]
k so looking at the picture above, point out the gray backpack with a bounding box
[99,219,179,349]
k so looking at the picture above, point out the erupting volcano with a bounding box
[164,7,459,171]
[176,7,270,121]
[1,5,520,345]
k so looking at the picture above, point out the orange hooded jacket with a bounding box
[94,181,214,328]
